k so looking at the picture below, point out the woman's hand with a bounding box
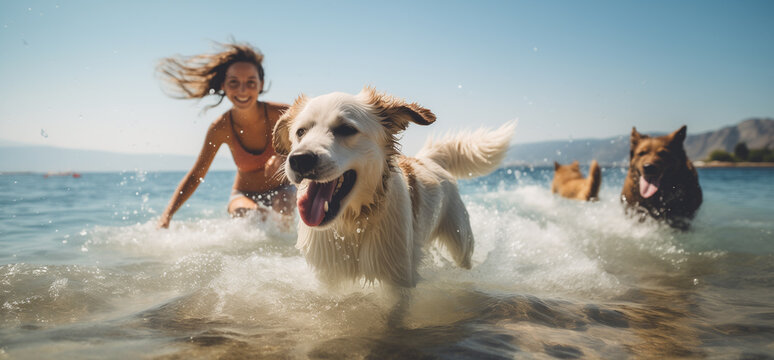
[157,214,171,229]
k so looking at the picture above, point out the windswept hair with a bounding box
[156,41,265,110]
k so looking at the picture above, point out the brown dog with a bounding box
[621,126,702,229]
[552,160,601,201]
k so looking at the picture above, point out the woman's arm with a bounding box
[158,119,226,228]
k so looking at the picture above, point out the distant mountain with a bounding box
[0,145,235,173]
[506,118,774,166]
[684,118,774,161]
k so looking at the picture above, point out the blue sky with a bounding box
[1,0,772,158]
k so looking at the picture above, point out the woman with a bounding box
[157,42,294,228]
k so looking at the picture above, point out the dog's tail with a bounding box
[416,121,516,179]
[587,160,601,200]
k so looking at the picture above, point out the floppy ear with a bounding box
[363,86,435,133]
[273,94,308,155]
[554,161,560,170]
[669,125,687,145]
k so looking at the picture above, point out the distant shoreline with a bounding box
[4,162,774,175]
[693,161,774,168]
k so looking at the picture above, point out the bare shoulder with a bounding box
[205,112,231,142]
[263,101,290,126]
[263,100,290,110]
[264,101,289,115]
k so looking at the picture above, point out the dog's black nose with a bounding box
[289,152,318,176]
[643,163,658,176]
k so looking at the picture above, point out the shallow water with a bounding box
[1,167,773,359]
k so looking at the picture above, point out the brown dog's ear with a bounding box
[571,160,579,168]
[630,127,642,159]
[273,94,308,155]
[554,161,560,170]
[363,86,435,133]
[669,125,687,145]
[630,127,642,148]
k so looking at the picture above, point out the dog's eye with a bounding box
[637,151,647,157]
[296,128,306,139]
[333,124,358,137]
[657,150,669,157]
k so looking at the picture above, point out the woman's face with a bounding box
[223,62,262,109]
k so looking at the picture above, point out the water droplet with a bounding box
[556,150,562,156]
[457,84,462,89]
[356,228,362,233]
[209,89,216,95]
[40,129,48,138]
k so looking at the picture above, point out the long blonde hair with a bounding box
[157,41,265,110]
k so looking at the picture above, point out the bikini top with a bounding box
[228,103,277,173]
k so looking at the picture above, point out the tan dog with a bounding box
[272,87,514,292]
[621,126,702,229]
[551,160,601,201]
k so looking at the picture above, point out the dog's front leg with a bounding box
[385,286,412,329]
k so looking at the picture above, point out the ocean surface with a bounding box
[1,166,773,359]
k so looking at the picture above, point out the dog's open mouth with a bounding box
[639,174,661,199]
[297,170,357,227]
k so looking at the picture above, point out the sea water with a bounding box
[0,167,772,359]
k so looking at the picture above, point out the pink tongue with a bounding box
[639,176,659,199]
[297,180,337,226]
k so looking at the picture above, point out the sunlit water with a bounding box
[1,167,772,359]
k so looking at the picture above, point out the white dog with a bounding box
[273,87,514,291]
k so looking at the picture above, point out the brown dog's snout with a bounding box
[643,163,659,176]
[289,152,319,176]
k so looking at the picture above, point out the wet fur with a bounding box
[621,126,702,229]
[273,87,514,291]
[551,160,601,201]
